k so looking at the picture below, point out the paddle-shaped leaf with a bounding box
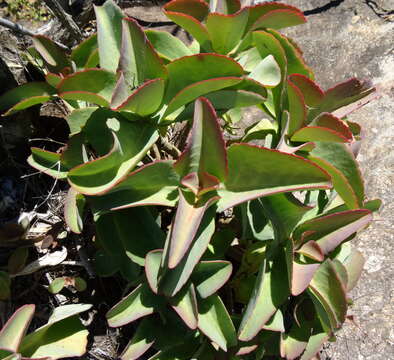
[71,34,98,69]
[27,148,68,179]
[64,188,85,234]
[287,80,307,135]
[217,144,331,211]
[198,295,237,351]
[248,55,281,88]
[342,249,365,291]
[311,113,353,141]
[289,74,324,108]
[169,284,198,329]
[164,0,209,21]
[291,126,350,143]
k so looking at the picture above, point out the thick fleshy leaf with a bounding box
[252,9,306,30]
[145,250,163,294]
[342,249,365,291]
[0,272,11,300]
[287,80,307,135]
[170,284,198,329]
[192,261,232,298]
[308,78,375,121]
[60,134,86,170]
[48,277,66,294]
[0,82,56,115]
[217,144,331,212]
[95,0,124,72]
[294,209,372,255]
[32,35,70,73]
[308,142,364,209]
[45,73,62,88]
[249,55,281,88]
[64,188,85,234]
[27,148,68,179]
[210,0,241,14]
[175,97,228,185]
[0,305,35,352]
[164,0,209,21]
[280,323,310,360]
[71,34,98,69]
[113,79,165,116]
[299,329,329,360]
[263,309,285,332]
[291,126,350,143]
[297,240,324,262]
[66,107,98,135]
[90,161,180,212]
[107,283,159,327]
[206,9,249,54]
[145,30,193,61]
[311,113,353,141]
[159,206,216,297]
[308,259,347,330]
[68,115,158,195]
[289,74,324,108]
[291,261,320,296]
[58,69,117,106]
[119,18,167,89]
[198,295,237,351]
[238,256,289,341]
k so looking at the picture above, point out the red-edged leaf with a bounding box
[119,18,167,88]
[291,262,320,296]
[71,33,98,69]
[217,144,331,211]
[64,187,85,234]
[297,240,324,262]
[27,148,68,179]
[169,284,198,330]
[164,0,209,21]
[175,98,228,185]
[287,80,306,135]
[0,82,56,115]
[289,74,324,108]
[252,9,306,30]
[291,126,350,143]
[45,73,62,88]
[206,8,249,54]
[113,78,165,116]
[311,113,353,140]
[58,69,117,106]
[145,250,163,294]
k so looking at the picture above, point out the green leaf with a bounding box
[299,329,329,360]
[280,322,310,360]
[263,309,285,332]
[249,55,281,88]
[198,295,237,351]
[145,250,163,294]
[251,8,306,31]
[0,271,11,300]
[68,114,158,195]
[95,0,124,72]
[0,82,55,115]
[145,30,193,61]
[106,283,159,327]
[90,161,180,212]
[66,107,98,135]
[58,69,117,107]
[164,0,209,21]
[308,142,364,209]
[308,259,347,330]
[238,256,289,341]
[113,79,165,116]
[289,74,324,108]
[64,187,85,234]
[48,278,65,294]
[287,80,306,135]
[310,113,353,141]
[119,18,167,89]
[8,247,28,274]
[27,148,68,179]
[0,304,35,352]
[217,144,332,211]
[291,126,350,143]
[210,0,241,14]
[74,277,87,292]
[342,249,365,291]
[192,261,232,299]
[93,251,119,277]
[71,34,98,69]
[169,284,198,330]
[206,9,249,55]
[45,73,62,88]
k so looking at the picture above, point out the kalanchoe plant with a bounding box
[0,0,381,358]
[0,304,91,359]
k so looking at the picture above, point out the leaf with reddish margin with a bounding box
[238,255,289,342]
[287,80,307,135]
[64,188,85,234]
[164,11,212,51]
[159,205,216,297]
[308,78,376,121]
[294,209,372,255]
[311,113,353,141]
[169,284,198,330]
[0,82,56,115]
[119,18,167,89]
[58,69,117,107]
[217,144,331,212]
[246,2,305,32]
[291,126,350,143]
[280,322,310,360]
[27,148,68,179]
[308,142,364,209]
[289,74,324,108]
[308,259,348,330]
[167,191,218,269]
[45,73,62,88]
[206,9,249,55]
[252,9,306,30]
[90,161,180,212]
[106,283,160,327]
[0,304,35,352]
[210,0,241,14]
[291,261,320,296]
[228,77,268,98]
[299,329,329,360]
[164,0,209,21]
[94,0,124,72]
[297,240,324,262]
[145,250,163,294]
[192,261,232,298]
[175,98,228,185]
[113,79,165,116]
[198,295,237,351]
[71,33,98,69]
[342,248,365,291]
[68,117,158,196]
[32,35,70,73]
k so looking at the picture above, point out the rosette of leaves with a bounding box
[0,304,91,359]
[0,0,380,359]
